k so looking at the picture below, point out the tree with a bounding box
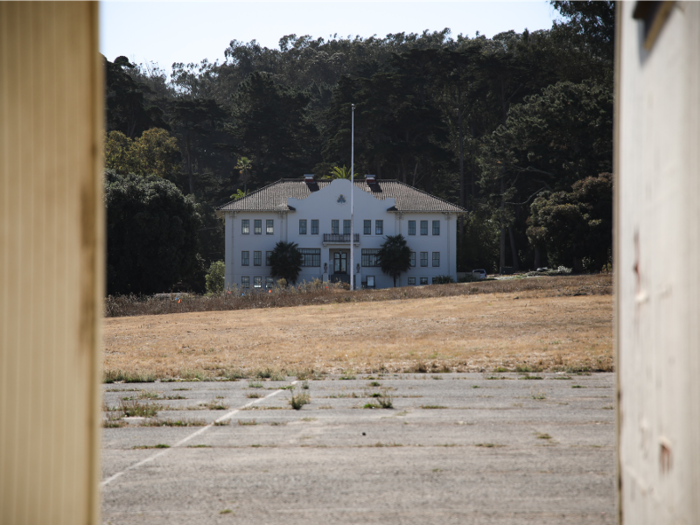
[205,261,226,295]
[104,56,169,137]
[227,72,317,187]
[104,128,181,181]
[328,165,350,179]
[377,234,412,287]
[235,156,253,192]
[105,170,202,295]
[527,172,612,271]
[268,241,303,285]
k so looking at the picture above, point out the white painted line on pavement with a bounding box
[100,382,296,488]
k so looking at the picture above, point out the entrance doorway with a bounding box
[333,251,348,274]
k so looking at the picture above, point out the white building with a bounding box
[217,175,465,290]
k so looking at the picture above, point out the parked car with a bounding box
[471,269,487,280]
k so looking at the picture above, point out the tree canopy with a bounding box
[103,1,615,285]
[105,170,202,295]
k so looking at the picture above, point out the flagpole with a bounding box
[350,103,355,291]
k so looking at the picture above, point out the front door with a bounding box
[333,251,348,274]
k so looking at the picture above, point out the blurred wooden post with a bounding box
[616,2,700,522]
[0,3,103,524]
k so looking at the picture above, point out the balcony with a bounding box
[322,233,360,245]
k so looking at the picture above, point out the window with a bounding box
[408,277,416,285]
[366,275,375,289]
[265,277,274,289]
[266,219,274,235]
[420,277,428,285]
[311,219,319,235]
[241,251,250,266]
[364,220,371,235]
[254,251,262,266]
[253,276,263,288]
[375,220,383,235]
[432,252,440,267]
[420,252,428,267]
[241,219,250,235]
[343,219,351,235]
[432,220,440,235]
[410,252,416,267]
[332,220,339,234]
[300,248,321,267]
[266,251,272,266]
[254,219,262,235]
[241,276,250,288]
[299,219,307,235]
[408,220,416,235]
[361,249,380,267]
[420,220,428,235]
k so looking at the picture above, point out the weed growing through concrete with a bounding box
[214,420,230,426]
[201,400,229,410]
[302,380,309,390]
[572,385,585,388]
[289,387,311,410]
[493,366,508,373]
[269,421,287,426]
[248,382,263,388]
[247,393,262,398]
[362,389,393,408]
[519,375,543,380]
[431,375,443,380]
[339,370,357,380]
[140,418,207,427]
[132,444,170,449]
[531,390,547,400]
[237,419,258,426]
[368,381,381,387]
[103,420,127,428]
[420,405,448,409]
[472,385,480,389]
[474,443,505,448]
[220,509,234,515]
[173,388,191,391]
[119,399,161,418]
[537,433,552,440]
[188,444,212,448]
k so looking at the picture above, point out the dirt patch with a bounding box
[103,276,612,380]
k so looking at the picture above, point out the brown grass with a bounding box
[104,275,611,318]
[103,275,612,380]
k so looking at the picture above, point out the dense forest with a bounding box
[104,0,614,294]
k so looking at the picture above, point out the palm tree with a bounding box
[329,165,350,179]
[230,189,248,200]
[236,156,253,193]
[268,241,303,285]
[377,234,412,287]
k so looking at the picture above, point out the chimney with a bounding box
[365,174,376,184]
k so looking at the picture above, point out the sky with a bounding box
[100,1,561,73]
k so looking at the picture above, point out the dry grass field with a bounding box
[103,275,612,381]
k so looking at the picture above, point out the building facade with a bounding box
[217,176,465,290]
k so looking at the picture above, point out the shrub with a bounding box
[205,261,225,295]
[433,275,455,284]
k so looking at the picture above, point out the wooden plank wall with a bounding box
[617,2,700,522]
[0,3,103,524]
